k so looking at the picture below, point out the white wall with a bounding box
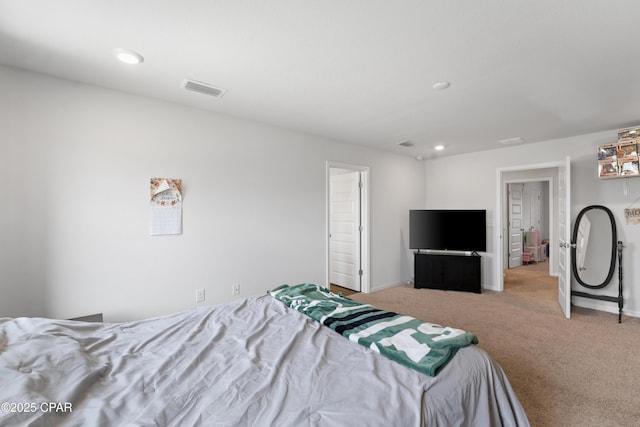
[426,131,640,317]
[0,65,425,321]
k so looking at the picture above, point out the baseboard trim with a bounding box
[572,297,640,319]
[369,280,412,293]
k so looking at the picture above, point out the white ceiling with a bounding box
[2,0,640,158]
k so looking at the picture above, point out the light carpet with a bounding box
[351,262,640,426]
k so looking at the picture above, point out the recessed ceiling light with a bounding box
[114,48,144,65]
[434,144,445,151]
[432,82,450,90]
[415,155,425,161]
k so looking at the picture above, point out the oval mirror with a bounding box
[571,205,617,289]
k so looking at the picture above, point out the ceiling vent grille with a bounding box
[498,137,525,145]
[398,140,415,147]
[182,79,227,98]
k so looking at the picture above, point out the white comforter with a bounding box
[0,295,529,426]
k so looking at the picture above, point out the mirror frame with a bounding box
[571,205,617,289]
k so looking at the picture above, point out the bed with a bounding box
[0,284,529,426]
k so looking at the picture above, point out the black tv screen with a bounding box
[409,210,486,252]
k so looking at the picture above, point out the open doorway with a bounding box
[495,159,572,318]
[505,181,551,271]
[497,168,558,289]
[326,162,370,295]
[503,180,556,296]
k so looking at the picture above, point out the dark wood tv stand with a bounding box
[414,252,481,294]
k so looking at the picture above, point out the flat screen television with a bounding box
[409,209,486,252]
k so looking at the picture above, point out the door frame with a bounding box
[326,161,370,293]
[495,161,561,292]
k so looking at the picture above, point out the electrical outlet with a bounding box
[195,288,205,303]
[232,283,240,296]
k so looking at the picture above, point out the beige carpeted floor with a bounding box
[351,261,640,426]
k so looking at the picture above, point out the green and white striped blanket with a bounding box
[268,283,478,376]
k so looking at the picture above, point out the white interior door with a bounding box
[508,183,524,268]
[558,156,571,319]
[329,169,361,291]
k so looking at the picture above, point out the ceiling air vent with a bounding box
[398,140,415,147]
[182,79,227,98]
[498,137,525,145]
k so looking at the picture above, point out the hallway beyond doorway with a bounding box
[503,261,558,310]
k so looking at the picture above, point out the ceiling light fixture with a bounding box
[434,144,445,151]
[114,48,144,65]
[432,82,450,90]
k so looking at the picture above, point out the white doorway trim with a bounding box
[326,161,370,293]
[495,161,562,292]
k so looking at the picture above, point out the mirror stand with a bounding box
[571,241,624,323]
[570,205,624,323]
